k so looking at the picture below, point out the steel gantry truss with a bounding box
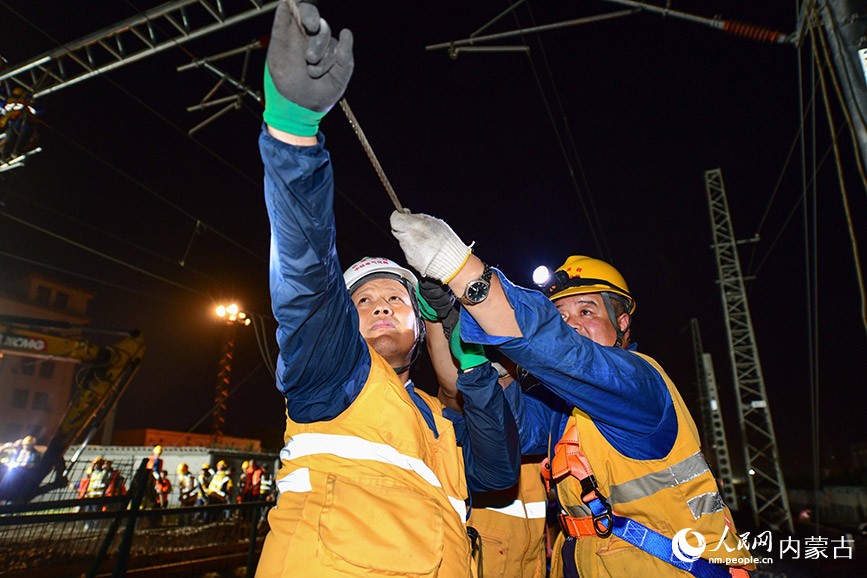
[704,168,794,533]
[0,0,279,98]
[690,318,738,511]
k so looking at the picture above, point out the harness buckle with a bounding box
[591,503,614,538]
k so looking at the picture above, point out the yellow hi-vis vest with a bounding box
[86,469,108,498]
[550,352,748,578]
[468,460,548,578]
[256,344,473,578]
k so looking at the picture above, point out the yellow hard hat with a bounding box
[543,256,635,314]
[153,445,163,455]
[93,456,104,464]
[22,436,36,446]
[177,462,189,473]
[241,461,249,469]
[201,462,211,470]
[216,460,227,469]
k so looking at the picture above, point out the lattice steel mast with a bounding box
[690,318,737,510]
[704,168,794,533]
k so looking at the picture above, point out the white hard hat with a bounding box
[343,257,418,295]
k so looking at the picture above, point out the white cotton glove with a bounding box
[390,211,472,283]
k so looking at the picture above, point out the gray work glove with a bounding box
[390,211,472,283]
[264,1,354,136]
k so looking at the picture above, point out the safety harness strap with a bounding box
[547,425,747,578]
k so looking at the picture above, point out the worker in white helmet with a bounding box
[254,3,519,576]
[391,211,755,578]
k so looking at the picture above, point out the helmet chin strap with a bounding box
[390,278,426,375]
[601,292,631,348]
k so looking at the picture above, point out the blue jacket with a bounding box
[260,127,519,492]
[460,269,678,461]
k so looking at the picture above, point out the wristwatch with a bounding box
[458,263,493,306]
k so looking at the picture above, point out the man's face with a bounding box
[554,293,625,347]
[351,277,418,365]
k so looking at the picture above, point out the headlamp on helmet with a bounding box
[538,256,635,314]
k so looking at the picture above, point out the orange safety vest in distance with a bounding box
[468,460,548,578]
[549,352,750,578]
[256,344,473,578]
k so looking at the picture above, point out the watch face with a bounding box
[465,280,490,303]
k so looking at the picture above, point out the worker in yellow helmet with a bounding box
[13,436,40,469]
[392,209,755,578]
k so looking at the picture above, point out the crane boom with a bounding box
[0,316,145,503]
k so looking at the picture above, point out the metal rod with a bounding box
[452,46,530,55]
[176,39,263,72]
[285,0,404,211]
[426,10,637,51]
[186,93,238,112]
[470,0,529,39]
[599,0,720,27]
[338,99,403,211]
[189,99,239,135]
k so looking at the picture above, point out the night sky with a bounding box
[1,1,865,483]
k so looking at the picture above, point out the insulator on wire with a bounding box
[722,20,785,43]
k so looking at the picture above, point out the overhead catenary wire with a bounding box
[0,248,187,306]
[2,0,269,265]
[0,184,223,285]
[507,0,613,260]
[808,13,867,338]
[5,0,397,262]
[796,0,821,533]
[184,361,266,435]
[283,0,405,213]
[0,210,208,297]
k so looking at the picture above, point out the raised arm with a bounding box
[261,1,363,423]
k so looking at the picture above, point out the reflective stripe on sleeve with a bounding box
[482,499,548,519]
[607,451,710,504]
[279,433,466,520]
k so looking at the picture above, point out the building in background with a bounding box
[0,273,93,443]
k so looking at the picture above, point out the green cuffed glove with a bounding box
[416,278,454,321]
[449,318,489,371]
[264,1,354,136]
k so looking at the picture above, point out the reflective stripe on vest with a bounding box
[480,498,547,519]
[607,451,715,504]
[279,432,468,521]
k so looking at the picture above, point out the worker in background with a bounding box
[103,460,126,512]
[422,279,549,578]
[155,470,172,509]
[143,445,163,510]
[177,462,197,525]
[259,464,274,502]
[83,457,107,530]
[391,212,754,578]
[207,460,232,513]
[12,436,40,469]
[75,462,95,500]
[85,457,107,500]
[254,3,520,575]
[195,462,213,523]
[247,459,263,501]
[239,460,251,504]
[0,87,37,162]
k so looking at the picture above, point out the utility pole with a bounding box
[705,168,794,533]
[690,318,738,510]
